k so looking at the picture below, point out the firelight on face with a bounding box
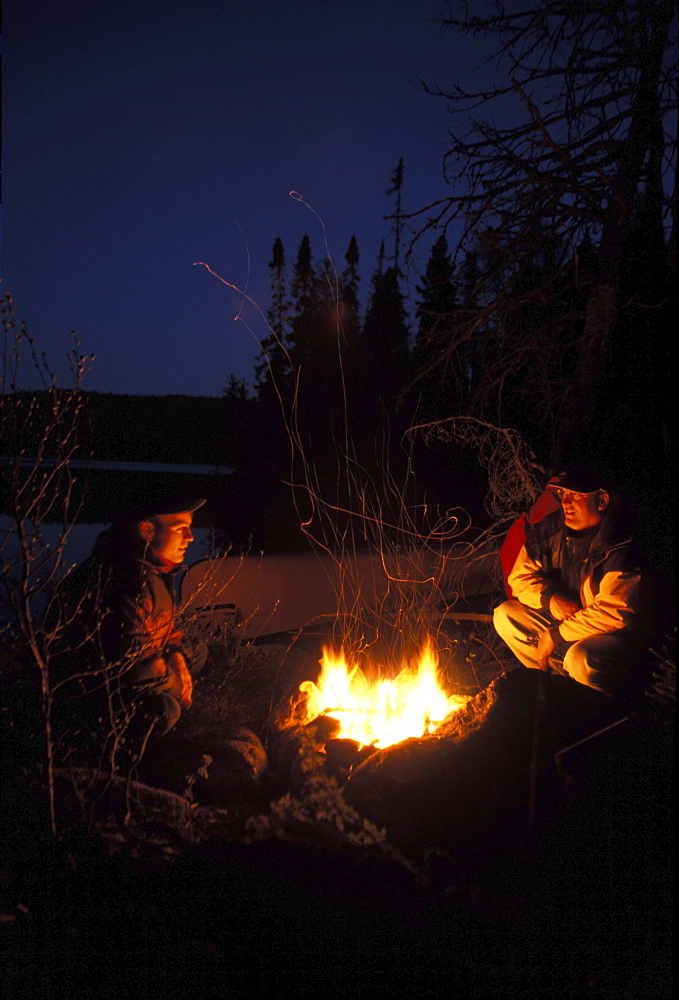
[148,512,195,565]
[558,490,607,531]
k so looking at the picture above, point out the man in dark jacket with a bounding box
[493,470,648,697]
[55,496,207,756]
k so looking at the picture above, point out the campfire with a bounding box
[297,641,469,750]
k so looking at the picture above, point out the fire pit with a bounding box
[294,640,470,750]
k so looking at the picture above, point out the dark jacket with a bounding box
[56,523,188,703]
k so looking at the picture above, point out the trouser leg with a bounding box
[495,600,635,696]
[564,635,631,696]
[126,690,182,747]
[493,599,567,675]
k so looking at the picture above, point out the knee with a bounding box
[153,693,182,735]
[133,692,182,738]
[493,600,516,638]
[563,640,622,697]
[562,647,595,690]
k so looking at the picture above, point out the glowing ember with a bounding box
[298,642,469,749]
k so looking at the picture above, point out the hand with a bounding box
[537,629,556,671]
[549,593,580,621]
[167,651,193,708]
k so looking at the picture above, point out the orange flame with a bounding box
[298,641,469,749]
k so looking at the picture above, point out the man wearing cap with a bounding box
[55,495,208,753]
[493,471,647,697]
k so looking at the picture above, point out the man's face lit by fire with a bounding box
[555,488,609,531]
[140,512,195,565]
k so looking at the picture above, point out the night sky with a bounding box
[3,0,476,397]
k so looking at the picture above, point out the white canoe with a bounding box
[180,544,500,640]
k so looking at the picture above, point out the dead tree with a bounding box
[408,0,676,494]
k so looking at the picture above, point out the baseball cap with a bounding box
[115,495,207,524]
[547,469,605,494]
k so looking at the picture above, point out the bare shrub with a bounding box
[1,294,96,834]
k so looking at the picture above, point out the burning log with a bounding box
[267,715,370,789]
[324,738,377,771]
[268,714,340,780]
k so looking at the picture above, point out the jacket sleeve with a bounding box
[556,568,644,644]
[99,587,157,677]
[506,543,556,612]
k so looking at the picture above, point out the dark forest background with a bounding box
[2,0,675,582]
[3,157,674,572]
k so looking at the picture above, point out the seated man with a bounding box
[55,496,208,758]
[493,470,649,698]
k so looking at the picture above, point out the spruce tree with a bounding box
[413,234,458,420]
[353,256,412,467]
[361,265,411,401]
[339,235,361,348]
[288,235,345,464]
[256,237,290,398]
[387,157,405,276]
[288,233,318,371]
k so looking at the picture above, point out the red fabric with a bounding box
[500,482,561,598]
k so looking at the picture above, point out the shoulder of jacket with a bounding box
[591,534,635,567]
[526,510,562,544]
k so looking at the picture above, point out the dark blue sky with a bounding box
[4,0,474,396]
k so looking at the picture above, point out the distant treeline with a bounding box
[83,393,227,466]
[0,392,233,527]
[1,391,227,466]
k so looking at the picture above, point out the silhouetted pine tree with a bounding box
[491,226,582,459]
[457,250,483,404]
[387,157,405,276]
[288,233,319,373]
[339,235,361,350]
[362,267,411,402]
[351,252,413,479]
[412,234,458,421]
[287,235,347,509]
[256,237,291,401]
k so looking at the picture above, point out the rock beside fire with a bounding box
[343,667,625,870]
[136,724,267,805]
